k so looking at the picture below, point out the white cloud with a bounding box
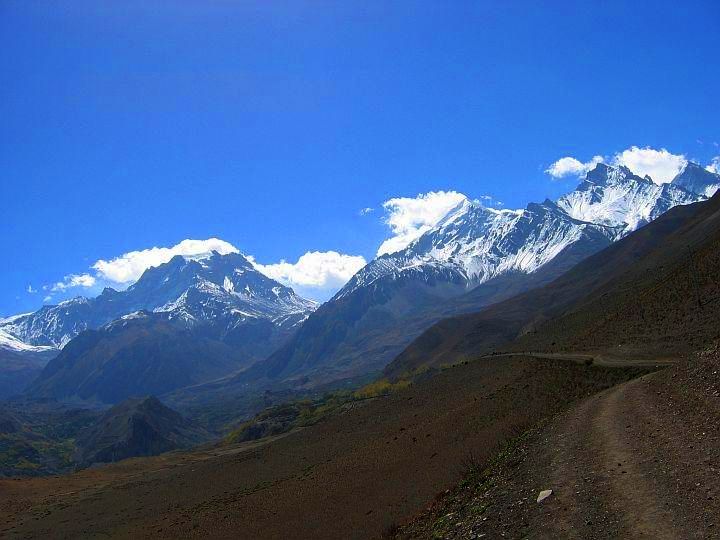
[41,237,363,304]
[706,156,720,174]
[377,190,467,256]
[613,146,686,184]
[359,207,374,216]
[26,285,36,294]
[51,273,97,292]
[43,295,52,303]
[92,238,239,284]
[546,147,689,184]
[251,251,367,300]
[545,155,604,179]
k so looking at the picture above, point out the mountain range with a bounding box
[3,161,719,407]
[387,184,720,379]
[1,251,315,350]
[0,252,316,401]
[188,162,718,401]
[7,179,720,534]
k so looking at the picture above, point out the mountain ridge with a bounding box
[385,187,720,378]
[1,251,316,350]
[229,161,718,389]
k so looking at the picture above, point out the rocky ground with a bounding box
[397,346,720,539]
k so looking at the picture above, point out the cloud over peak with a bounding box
[545,146,691,184]
[250,251,367,300]
[546,155,604,179]
[92,238,239,284]
[51,273,97,292]
[614,146,687,184]
[39,238,367,304]
[377,190,468,256]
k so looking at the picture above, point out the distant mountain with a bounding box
[0,321,58,399]
[6,251,316,404]
[556,163,699,233]
[1,251,316,350]
[671,161,720,199]
[74,396,210,467]
[206,162,719,394]
[26,312,264,404]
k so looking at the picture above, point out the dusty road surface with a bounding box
[400,350,720,539]
[0,356,645,539]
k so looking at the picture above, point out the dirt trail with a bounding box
[401,359,720,539]
[484,351,677,368]
[540,378,680,538]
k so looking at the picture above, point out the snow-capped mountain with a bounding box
[243,162,718,389]
[0,315,56,354]
[341,162,718,299]
[1,252,316,350]
[0,314,58,399]
[338,198,619,299]
[556,164,700,234]
[671,161,720,199]
[0,327,55,354]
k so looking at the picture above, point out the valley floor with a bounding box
[398,348,720,539]
[0,356,644,539]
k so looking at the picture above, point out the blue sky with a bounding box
[1,0,719,315]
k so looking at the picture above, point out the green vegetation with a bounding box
[226,376,415,445]
[0,404,97,477]
[353,378,410,399]
[0,433,79,476]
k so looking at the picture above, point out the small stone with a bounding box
[537,489,553,503]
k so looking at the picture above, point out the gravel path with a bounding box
[399,355,720,539]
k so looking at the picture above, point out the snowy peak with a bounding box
[1,252,316,349]
[0,327,56,354]
[671,162,720,198]
[340,162,708,300]
[339,195,613,299]
[130,250,314,316]
[557,163,699,234]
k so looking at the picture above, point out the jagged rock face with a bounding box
[339,198,619,301]
[340,162,719,303]
[556,164,701,234]
[1,252,316,349]
[671,162,720,199]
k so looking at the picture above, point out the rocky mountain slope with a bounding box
[0,320,58,399]
[5,252,315,404]
[74,396,210,467]
[397,346,720,539]
[205,162,718,394]
[0,356,646,537]
[26,312,258,404]
[387,185,720,378]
